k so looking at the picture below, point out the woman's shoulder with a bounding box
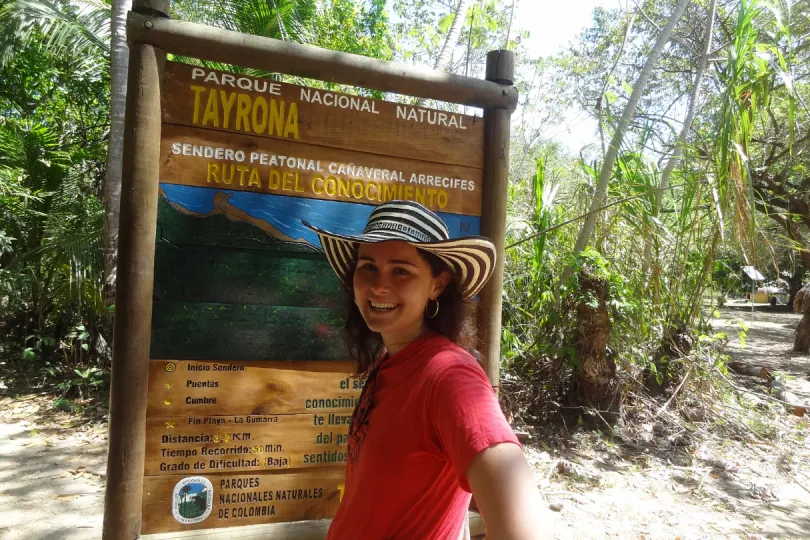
[420,334,484,377]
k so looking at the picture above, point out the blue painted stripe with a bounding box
[160,184,481,249]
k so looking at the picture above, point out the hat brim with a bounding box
[302,221,496,302]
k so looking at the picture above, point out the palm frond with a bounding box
[0,0,111,62]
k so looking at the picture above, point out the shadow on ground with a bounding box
[0,400,107,540]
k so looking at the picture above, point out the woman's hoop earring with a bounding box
[426,298,440,318]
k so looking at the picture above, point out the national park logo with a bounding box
[171,476,213,524]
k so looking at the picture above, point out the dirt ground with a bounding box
[0,400,107,540]
[1,306,809,539]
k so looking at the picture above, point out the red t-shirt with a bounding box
[327,333,520,540]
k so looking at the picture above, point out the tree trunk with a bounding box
[103,0,133,312]
[794,283,810,352]
[759,210,810,309]
[434,0,469,71]
[573,264,617,412]
[596,11,637,156]
[787,265,805,310]
[645,323,694,395]
[414,0,470,106]
[560,0,692,286]
[643,0,716,273]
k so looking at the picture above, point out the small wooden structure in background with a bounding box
[104,1,515,538]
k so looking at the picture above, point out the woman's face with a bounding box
[353,241,449,341]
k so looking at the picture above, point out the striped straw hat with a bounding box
[303,201,496,302]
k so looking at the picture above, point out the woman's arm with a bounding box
[466,442,553,539]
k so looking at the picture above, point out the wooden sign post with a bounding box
[103,1,515,538]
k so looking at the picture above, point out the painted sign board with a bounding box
[107,10,515,539]
[141,469,344,534]
[159,123,483,216]
[145,413,352,475]
[145,360,360,476]
[142,61,487,534]
[147,360,361,416]
[162,62,484,168]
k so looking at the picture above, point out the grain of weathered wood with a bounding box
[144,413,352,475]
[149,303,347,361]
[141,469,344,534]
[139,512,486,539]
[159,124,483,217]
[147,360,360,417]
[103,41,165,540]
[162,62,484,168]
[477,51,514,392]
[485,50,515,85]
[140,519,334,540]
[115,10,513,536]
[128,13,518,111]
[153,244,343,307]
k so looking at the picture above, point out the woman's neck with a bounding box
[382,322,426,356]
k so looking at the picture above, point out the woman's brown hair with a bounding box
[343,249,476,377]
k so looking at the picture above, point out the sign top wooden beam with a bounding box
[126,12,518,111]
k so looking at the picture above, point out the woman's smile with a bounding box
[353,241,448,349]
[368,300,399,312]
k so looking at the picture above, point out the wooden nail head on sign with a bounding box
[106,1,514,537]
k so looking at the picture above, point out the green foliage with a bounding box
[0,0,397,395]
[1,0,807,437]
[392,0,517,79]
[0,6,108,393]
[500,0,810,425]
[170,0,393,98]
[311,0,392,60]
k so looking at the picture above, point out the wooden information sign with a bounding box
[105,3,514,538]
[139,58,485,534]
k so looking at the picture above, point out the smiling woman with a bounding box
[302,201,549,539]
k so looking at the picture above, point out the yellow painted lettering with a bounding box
[236,166,249,187]
[437,190,449,208]
[415,187,426,206]
[252,96,268,134]
[325,176,337,196]
[219,90,237,129]
[206,162,220,183]
[248,168,261,188]
[381,183,397,202]
[338,177,350,198]
[427,188,437,206]
[221,163,235,185]
[202,89,220,127]
[282,172,295,191]
[351,181,364,199]
[268,169,281,190]
[284,102,299,139]
[365,182,377,201]
[236,94,251,132]
[269,100,285,136]
[294,173,304,193]
[191,85,207,124]
[404,186,414,200]
[312,174,325,194]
